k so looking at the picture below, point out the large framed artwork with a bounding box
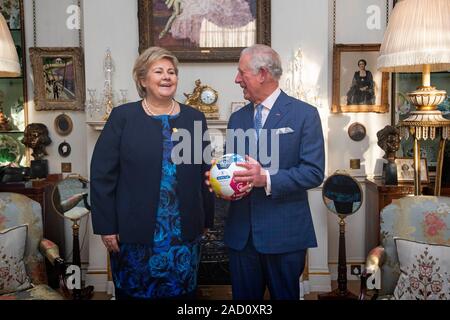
[29,47,85,111]
[332,44,389,113]
[138,0,271,62]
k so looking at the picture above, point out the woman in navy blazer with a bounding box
[90,47,214,299]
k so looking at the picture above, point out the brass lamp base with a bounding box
[407,86,447,111]
[400,110,450,135]
[399,86,450,196]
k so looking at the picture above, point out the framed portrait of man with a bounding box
[332,44,389,113]
[138,0,271,62]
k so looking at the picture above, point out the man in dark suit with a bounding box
[224,44,325,300]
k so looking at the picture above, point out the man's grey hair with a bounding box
[241,44,283,80]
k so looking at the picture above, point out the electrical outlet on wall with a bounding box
[350,264,361,276]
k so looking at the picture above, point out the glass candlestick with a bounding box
[87,89,99,119]
[120,89,128,105]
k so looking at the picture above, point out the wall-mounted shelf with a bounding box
[206,120,227,130]
[0,130,23,133]
[87,119,228,132]
[86,121,105,131]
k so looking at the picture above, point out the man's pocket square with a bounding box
[275,127,294,135]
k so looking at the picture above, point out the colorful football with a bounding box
[209,153,251,200]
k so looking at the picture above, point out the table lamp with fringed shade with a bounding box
[0,12,20,132]
[0,12,20,77]
[377,0,450,196]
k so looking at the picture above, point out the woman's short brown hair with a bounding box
[132,46,179,98]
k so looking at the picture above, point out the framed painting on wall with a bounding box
[138,0,271,62]
[29,47,85,111]
[332,44,389,113]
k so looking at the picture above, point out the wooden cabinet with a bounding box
[365,178,450,254]
[0,175,65,253]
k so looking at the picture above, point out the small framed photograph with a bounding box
[29,47,85,111]
[58,141,71,158]
[54,114,73,136]
[231,101,247,113]
[332,44,389,113]
[395,158,429,183]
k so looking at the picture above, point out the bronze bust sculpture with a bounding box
[377,125,400,185]
[377,125,400,161]
[22,123,52,160]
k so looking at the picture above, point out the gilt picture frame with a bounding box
[54,113,73,136]
[332,44,389,113]
[29,47,85,111]
[138,0,271,62]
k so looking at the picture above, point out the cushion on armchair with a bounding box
[378,196,450,296]
[393,238,450,300]
[0,225,32,294]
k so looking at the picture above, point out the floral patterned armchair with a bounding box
[0,192,67,300]
[360,196,450,299]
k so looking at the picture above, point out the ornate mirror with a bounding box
[51,174,93,300]
[319,171,363,300]
[322,171,363,217]
[52,174,90,221]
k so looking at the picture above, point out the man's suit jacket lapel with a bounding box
[241,104,254,130]
[263,91,292,130]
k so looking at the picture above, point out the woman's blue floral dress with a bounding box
[110,114,200,299]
